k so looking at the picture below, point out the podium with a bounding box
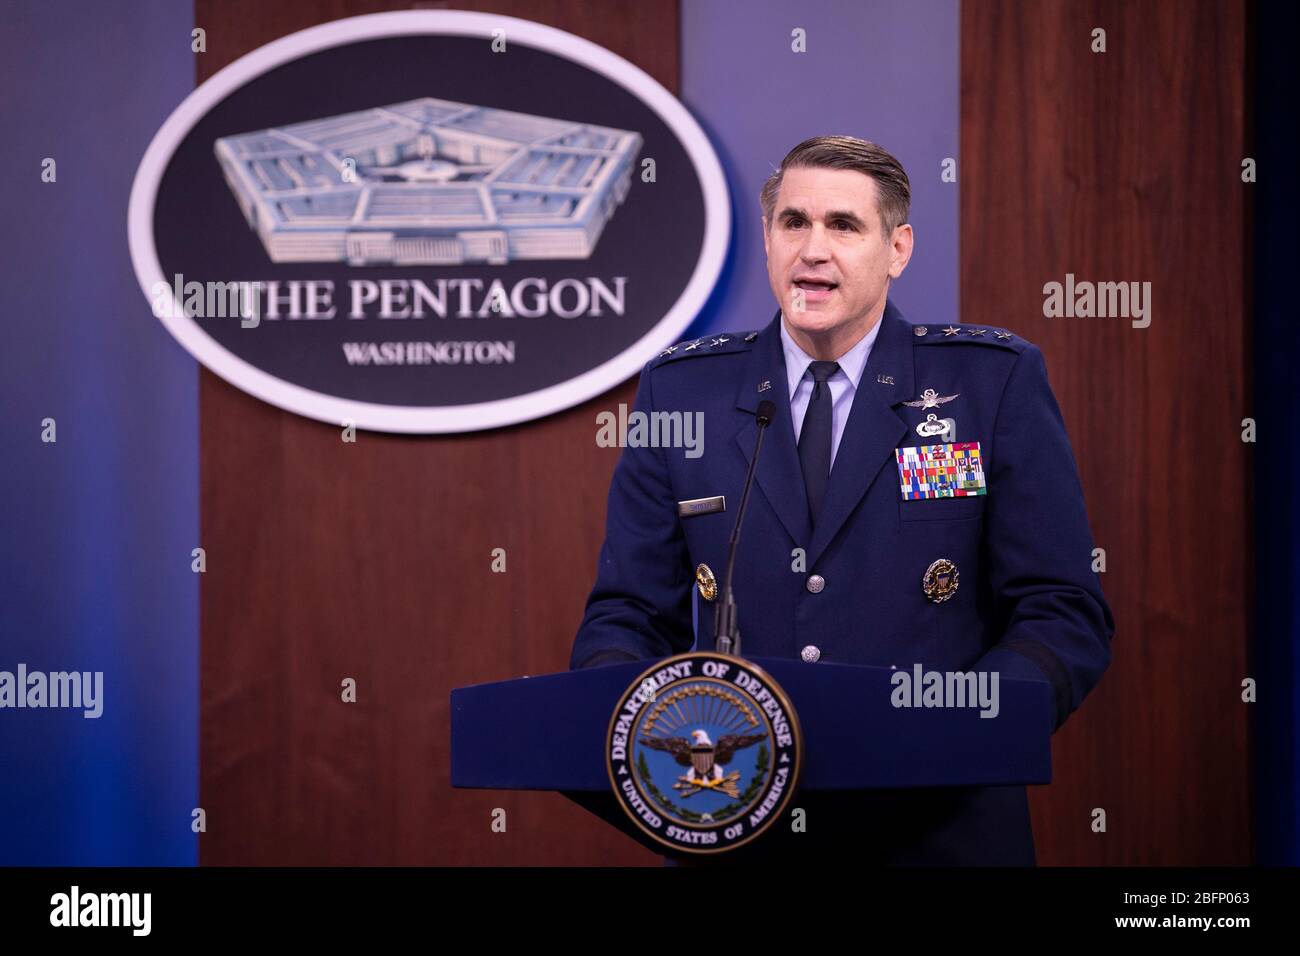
[450,657,1055,857]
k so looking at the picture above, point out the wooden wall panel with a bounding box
[961,0,1250,864]
[197,0,677,866]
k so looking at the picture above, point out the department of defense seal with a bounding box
[606,652,802,855]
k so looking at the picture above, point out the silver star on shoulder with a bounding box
[744,331,758,342]
[711,336,730,347]
[658,345,679,357]
[942,326,960,336]
[996,330,1012,340]
[684,340,702,351]
[902,388,959,410]
[967,328,988,336]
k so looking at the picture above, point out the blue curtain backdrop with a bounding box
[0,0,198,865]
[679,0,959,647]
[680,0,959,339]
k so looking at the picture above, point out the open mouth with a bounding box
[794,279,838,294]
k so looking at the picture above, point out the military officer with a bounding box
[569,135,1114,865]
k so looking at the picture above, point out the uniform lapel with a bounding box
[806,299,916,568]
[734,311,811,548]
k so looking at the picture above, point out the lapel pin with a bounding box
[758,380,772,392]
[876,373,895,386]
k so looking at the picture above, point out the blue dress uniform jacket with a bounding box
[570,300,1114,865]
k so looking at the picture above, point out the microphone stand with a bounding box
[714,400,775,657]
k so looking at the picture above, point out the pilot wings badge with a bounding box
[903,388,959,411]
[607,652,802,855]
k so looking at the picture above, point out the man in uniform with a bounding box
[569,135,1114,864]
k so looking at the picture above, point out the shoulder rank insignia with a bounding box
[914,325,1024,351]
[649,330,758,369]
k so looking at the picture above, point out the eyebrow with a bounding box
[776,207,869,229]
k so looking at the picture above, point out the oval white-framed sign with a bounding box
[129,10,730,433]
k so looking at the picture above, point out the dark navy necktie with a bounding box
[798,360,840,525]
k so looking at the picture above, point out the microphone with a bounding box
[714,399,776,656]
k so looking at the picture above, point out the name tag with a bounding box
[896,442,986,500]
[677,495,726,517]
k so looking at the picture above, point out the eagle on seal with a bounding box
[641,728,763,786]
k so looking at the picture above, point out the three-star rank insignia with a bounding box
[913,325,1020,347]
[653,331,758,366]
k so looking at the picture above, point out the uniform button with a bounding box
[801,645,821,663]
[806,574,826,594]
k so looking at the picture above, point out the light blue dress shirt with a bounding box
[780,314,881,469]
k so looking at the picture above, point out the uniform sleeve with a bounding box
[569,363,696,669]
[972,344,1115,731]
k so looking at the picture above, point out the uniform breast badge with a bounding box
[896,442,987,499]
[916,413,955,441]
[922,558,960,603]
[903,388,958,411]
[695,563,718,601]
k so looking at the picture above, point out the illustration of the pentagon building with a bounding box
[214,97,643,266]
